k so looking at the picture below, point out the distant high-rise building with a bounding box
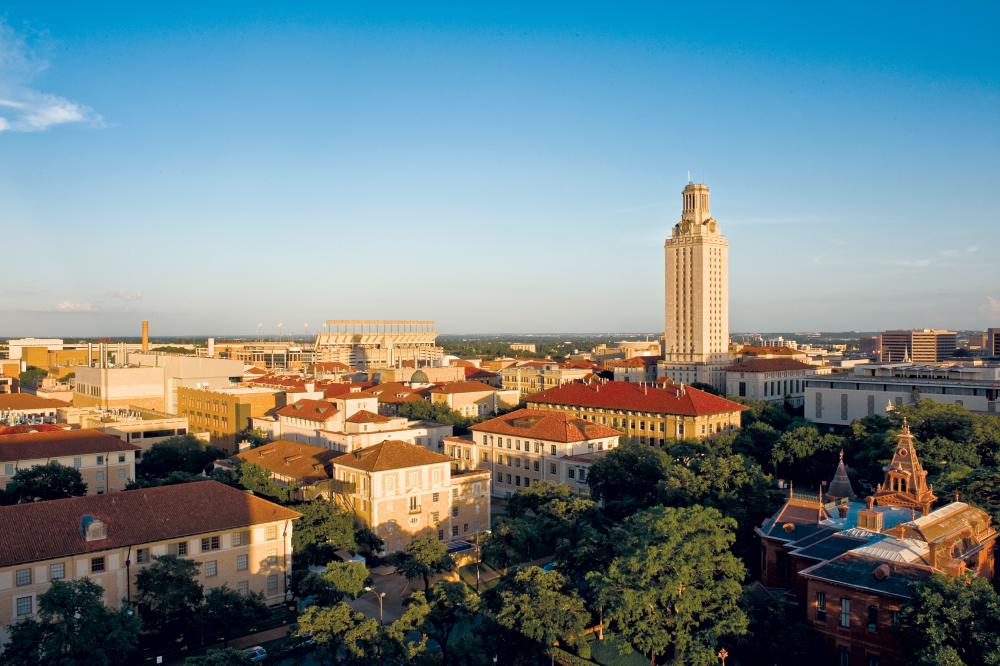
[859,335,880,357]
[659,182,731,390]
[879,329,957,363]
[988,328,1000,358]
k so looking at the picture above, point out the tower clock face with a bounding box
[898,448,908,457]
[708,221,717,233]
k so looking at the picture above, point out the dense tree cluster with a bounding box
[0,461,88,504]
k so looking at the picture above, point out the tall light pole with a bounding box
[718,648,729,666]
[364,586,385,624]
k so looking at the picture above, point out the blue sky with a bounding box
[1,2,998,336]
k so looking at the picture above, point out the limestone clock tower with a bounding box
[659,181,731,391]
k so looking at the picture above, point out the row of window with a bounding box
[816,592,899,630]
[3,454,129,476]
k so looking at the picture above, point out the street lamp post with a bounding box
[364,586,385,624]
[718,647,729,666]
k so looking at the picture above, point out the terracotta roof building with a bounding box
[0,429,140,496]
[0,393,70,424]
[756,427,997,666]
[724,357,822,407]
[429,381,519,418]
[0,480,301,640]
[525,380,745,443]
[233,439,339,500]
[448,408,622,497]
[330,441,490,552]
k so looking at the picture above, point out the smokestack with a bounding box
[141,320,149,353]
[207,337,216,358]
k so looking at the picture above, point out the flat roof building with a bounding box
[314,320,444,370]
[879,329,957,363]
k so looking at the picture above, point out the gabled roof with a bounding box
[471,408,621,443]
[332,440,451,472]
[234,439,337,484]
[276,399,338,422]
[0,480,301,568]
[430,381,497,395]
[0,429,139,462]
[345,410,391,424]
[0,394,70,410]
[525,381,747,417]
[464,367,498,380]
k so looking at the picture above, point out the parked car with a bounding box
[281,633,317,655]
[244,645,267,663]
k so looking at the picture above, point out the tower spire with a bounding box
[827,449,856,502]
[872,417,937,515]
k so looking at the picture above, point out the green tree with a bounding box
[18,365,48,388]
[388,533,455,593]
[184,648,252,665]
[291,500,357,565]
[138,435,226,480]
[299,560,371,606]
[900,574,1000,666]
[4,462,87,503]
[238,462,290,502]
[690,381,722,396]
[588,505,748,665]
[769,426,843,481]
[297,600,428,665]
[480,515,537,573]
[587,442,673,520]
[398,400,475,432]
[490,566,589,663]
[414,581,480,666]
[734,591,825,666]
[0,579,141,666]
[197,587,269,646]
[135,555,204,643]
[944,466,1000,523]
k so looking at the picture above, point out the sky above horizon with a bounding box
[1,2,998,337]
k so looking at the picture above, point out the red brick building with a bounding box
[757,420,997,666]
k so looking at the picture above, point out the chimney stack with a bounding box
[141,320,149,353]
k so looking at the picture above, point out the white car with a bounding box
[244,645,267,663]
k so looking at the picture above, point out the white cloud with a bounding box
[980,296,1000,322]
[110,290,143,302]
[0,20,100,133]
[53,300,96,312]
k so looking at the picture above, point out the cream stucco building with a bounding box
[0,429,139,495]
[659,182,731,391]
[0,481,300,643]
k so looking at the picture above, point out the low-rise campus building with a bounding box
[525,380,746,443]
[500,361,595,397]
[177,386,284,452]
[330,440,490,553]
[428,381,519,418]
[443,408,622,497]
[724,358,822,406]
[232,439,339,501]
[0,393,69,425]
[0,429,139,494]
[756,422,997,666]
[57,406,190,452]
[0,480,300,642]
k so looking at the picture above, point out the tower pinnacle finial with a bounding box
[687,169,692,184]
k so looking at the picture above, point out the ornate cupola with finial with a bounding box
[826,450,856,502]
[872,417,937,515]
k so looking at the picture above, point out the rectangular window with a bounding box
[815,393,823,419]
[438,529,445,540]
[49,563,65,581]
[265,525,278,541]
[73,457,82,468]
[839,648,850,666]
[118,468,126,480]
[889,609,900,626]
[96,471,106,482]
[452,525,459,537]
[15,596,32,618]
[867,605,878,632]
[136,548,150,564]
[463,523,469,533]
[201,536,221,552]
[550,463,556,474]
[267,550,277,566]
[232,531,251,547]
[3,463,13,475]
[432,492,440,502]
[451,507,459,517]
[816,591,826,621]
[176,541,188,556]
[266,574,279,595]
[91,557,106,573]
[118,454,126,463]
[96,455,104,465]
[205,560,218,577]
[840,598,851,627]
[549,445,556,455]
[840,394,849,421]
[409,496,419,511]
[568,468,575,479]
[237,581,249,594]
[867,395,875,417]
[15,568,31,586]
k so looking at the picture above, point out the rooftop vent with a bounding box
[873,564,892,580]
[782,522,796,533]
[81,515,108,542]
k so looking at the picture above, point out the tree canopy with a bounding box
[588,505,748,665]
[900,574,1000,666]
[238,462,289,502]
[388,533,455,593]
[138,435,226,481]
[135,555,204,643]
[3,462,87,503]
[291,499,357,565]
[0,579,141,666]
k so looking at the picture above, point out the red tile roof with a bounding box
[344,410,391,424]
[739,345,801,356]
[724,359,817,373]
[367,382,427,404]
[335,391,377,400]
[313,361,355,372]
[0,424,65,436]
[276,399,338,423]
[525,381,747,417]
[471,408,621,443]
[429,381,497,395]
[332,440,451,472]
[234,439,337,484]
[464,367,498,380]
[0,429,139,462]
[0,394,70,410]
[0,480,301,568]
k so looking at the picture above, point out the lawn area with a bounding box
[586,635,648,666]
[457,561,501,592]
